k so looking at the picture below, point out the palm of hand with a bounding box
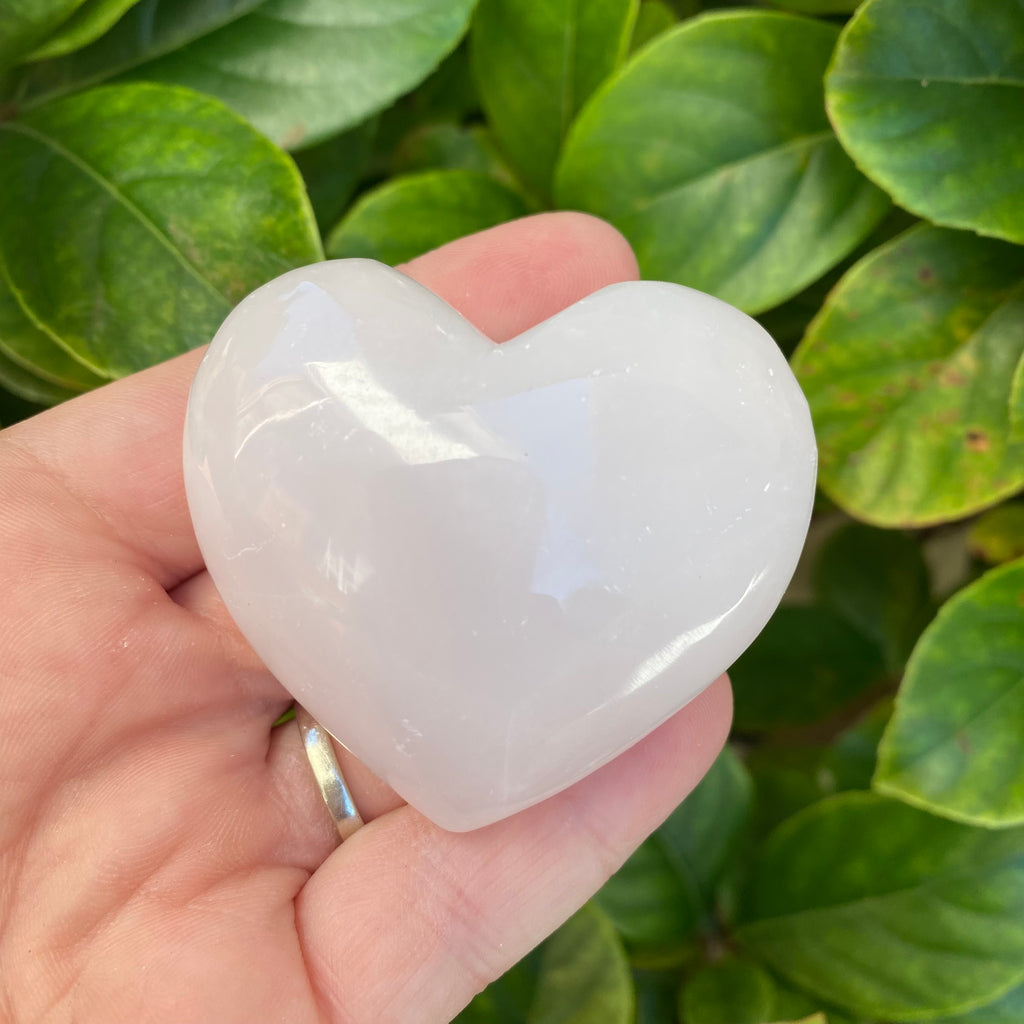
[0,215,731,1024]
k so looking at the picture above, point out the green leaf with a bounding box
[756,204,918,356]
[730,606,885,732]
[766,0,858,12]
[471,0,637,201]
[821,697,893,792]
[680,959,777,1024]
[17,0,477,149]
[631,1,675,52]
[737,792,1024,1020]
[825,0,1024,245]
[598,747,752,953]
[138,0,478,149]
[678,958,847,1024]
[1009,353,1024,444]
[968,504,1024,566]
[748,745,834,843]
[875,559,1024,827]
[635,969,683,1024]
[0,0,84,69]
[555,10,889,315]
[0,82,321,378]
[26,0,141,61]
[813,522,932,673]
[0,274,104,391]
[0,344,78,405]
[12,0,264,94]
[793,224,1024,527]
[596,835,699,958]
[393,123,513,184]
[326,169,527,265]
[933,982,1024,1024]
[456,902,634,1024]
[369,41,481,175]
[0,385,47,427]
[756,274,839,359]
[769,982,852,1024]
[293,119,377,233]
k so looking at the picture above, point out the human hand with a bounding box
[0,213,732,1024]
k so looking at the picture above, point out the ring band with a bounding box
[295,706,365,841]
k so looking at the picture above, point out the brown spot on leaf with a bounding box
[918,266,934,283]
[966,429,990,452]
[956,731,972,755]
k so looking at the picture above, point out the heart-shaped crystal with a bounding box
[184,260,816,830]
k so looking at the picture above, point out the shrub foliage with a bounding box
[2,0,1024,1021]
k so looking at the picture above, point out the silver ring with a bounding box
[295,706,365,841]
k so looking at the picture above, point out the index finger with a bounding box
[2,213,639,588]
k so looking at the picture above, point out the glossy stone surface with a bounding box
[184,260,816,831]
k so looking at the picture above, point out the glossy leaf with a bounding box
[680,959,777,1024]
[293,119,377,233]
[747,745,833,843]
[598,747,752,952]
[933,982,1024,1024]
[26,0,141,60]
[0,345,78,405]
[826,0,1024,244]
[757,204,918,357]
[968,505,1024,566]
[597,836,698,957]
[767,0,857,11]
[471,0,637,199]
[13,0,264,95]
[326,169,527,265]
[770,984,851,1024]
[0,83,322,378]
[369,41,481,176]
[17,0,477,149]
[393,123,511,182]
[1009,353,1024,443]
[738,793,1024,1019]
[140,0,477,149]
[631,1,675,52]
[635,969,683,1024]
[0,0,84,69]
[730,606,885,732]
[822,697,892,792]
[0,274,104,391]
[793,225,1024,527]
[556,10,889,315]
[678,957,844,1024]
[813,523,932,672]
[875,560,1024,827]
[455,902,634,1024]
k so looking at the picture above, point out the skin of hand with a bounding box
[0,213,732,1024]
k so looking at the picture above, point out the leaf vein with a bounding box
[0,121,231,313]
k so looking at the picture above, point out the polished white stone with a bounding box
[184,260,816,831]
